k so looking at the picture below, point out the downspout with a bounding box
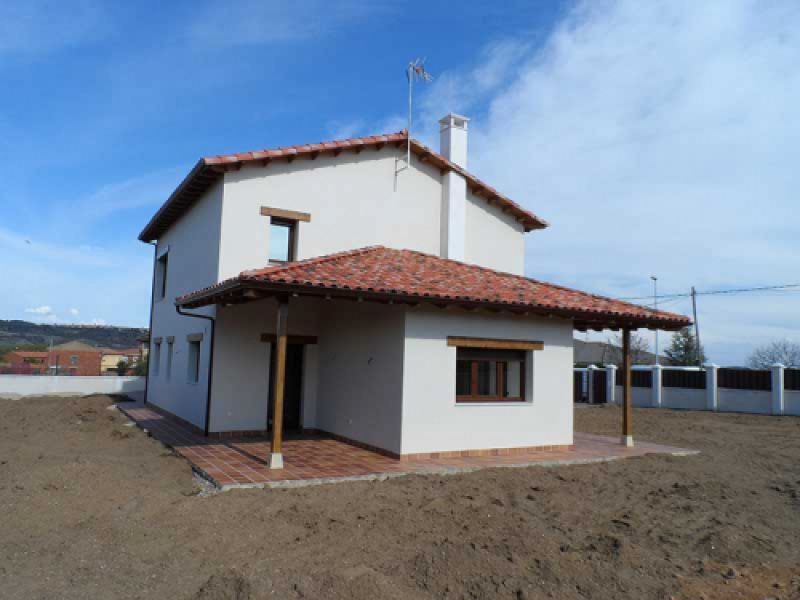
[143,240,157,405]
[175,304,216,437]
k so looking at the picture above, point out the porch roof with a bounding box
[176,246,691,332]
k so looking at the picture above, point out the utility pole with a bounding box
[691,286,702,365]
[650,276,658,364]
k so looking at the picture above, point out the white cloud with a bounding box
[69,308,80,316]
[417,0,800,365]
[24,305,52,315]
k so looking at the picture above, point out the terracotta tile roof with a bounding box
[177,247,691,331]
[138,131,547,242]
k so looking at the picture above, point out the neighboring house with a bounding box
[5,351,49,375]
[3,342,104,376]
[139,114,690,466]
[100,348,141,374]
[48,341,103,376]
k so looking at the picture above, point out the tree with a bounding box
[606,333,652,366]
[664,327,706,366]
[747,340,800,368]
[132,355,148,376]
[116,359,128,376]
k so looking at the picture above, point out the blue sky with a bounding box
[1,0,798,365]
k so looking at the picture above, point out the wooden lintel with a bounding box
[260,206,311,222]
[447,336,544,351]
[260,333,318,345]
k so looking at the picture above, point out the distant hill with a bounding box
[0,320,147,352]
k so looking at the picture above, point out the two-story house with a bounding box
[139,113,689,468]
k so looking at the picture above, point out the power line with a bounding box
[617,283,800,302]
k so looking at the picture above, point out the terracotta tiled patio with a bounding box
[119,402,697,490]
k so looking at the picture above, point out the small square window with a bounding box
[70,355,78,366]
[269,218,296,264]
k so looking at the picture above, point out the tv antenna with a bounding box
[398,58,433,173]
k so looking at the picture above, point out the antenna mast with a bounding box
[400,58,433,172]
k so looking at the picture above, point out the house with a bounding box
[4,351,49,375]
[139,114,690,467]
[100,347,142,374]
[46,341,103,376]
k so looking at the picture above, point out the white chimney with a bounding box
[439,113,469,261]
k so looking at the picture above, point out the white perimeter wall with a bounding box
[718,389,772,414]
[147,180,223,429]
[785,390,800,416]
[0,376,145,400]
[662,387,706,410]
[316,301,405,454]
[402,307,574,454]
[615,386,652,407]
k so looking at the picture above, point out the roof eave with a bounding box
[176,278,690,332]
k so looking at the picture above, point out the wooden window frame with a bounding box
[455,348,527,404]
[268,217,297,265]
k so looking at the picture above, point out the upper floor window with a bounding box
[260,206,310,265]
[69,355,78,366]
[269,218,296,264]
[155,251,169,300]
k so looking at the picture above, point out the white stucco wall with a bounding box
[217,147,527,278]
[463,191,526,275]
[209,296,321,433]
[662,387,706,410]
[316,301,406,454]
[401,307,574,455]
[218,148,443,278]
[147,180,223,429]
[718,389,772,414]
[0,376,145,400]
[785,390,800,416]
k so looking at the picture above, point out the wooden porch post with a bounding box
[269,295,289,468]
[622,328,634,447]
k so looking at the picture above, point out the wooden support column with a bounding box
[622,328,634,447]
[269,295,289,468]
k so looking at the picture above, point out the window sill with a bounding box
[455,401,531,407]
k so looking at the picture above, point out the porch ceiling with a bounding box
[176,247,690,333]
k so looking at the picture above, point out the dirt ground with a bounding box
[0,395,798,600]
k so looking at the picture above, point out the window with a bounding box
[456,348,526,402]
[187,340,201,383]
[268,218,296,264]
[166,341,173,380]
[152,341,161,376]
[155,251,169,300]
[70,355,78,366]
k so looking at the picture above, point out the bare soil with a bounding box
[1,395,798,600]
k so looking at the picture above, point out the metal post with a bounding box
[651,276,658,364]
[691,286,701,365]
